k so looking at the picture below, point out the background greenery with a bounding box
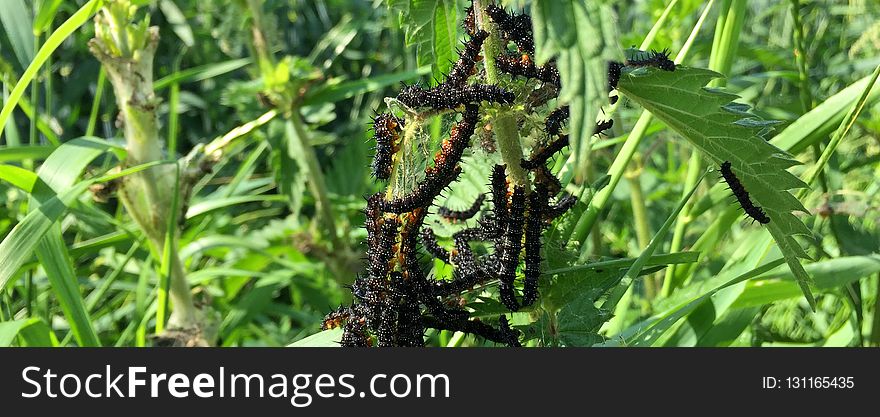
[0,0,878,347]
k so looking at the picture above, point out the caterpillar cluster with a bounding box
[326,3,581,347]
[719,161,771,224]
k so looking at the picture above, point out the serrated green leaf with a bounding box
[532,0,612,182]
[388,0,456,83]
[617,66,815,307]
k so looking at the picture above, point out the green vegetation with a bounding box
[1,0,878,347]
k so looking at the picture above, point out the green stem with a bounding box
[661,151,702,296]
[625,156,657,298]
[573,111,653,249]
[871,273,880,346]
[27,33,40,170]
[90,4,200,333]
[790,0,813,113]
[572,0,715,255]
[85,68,105,137]
[474,0,528,186]
[168,53,183,156]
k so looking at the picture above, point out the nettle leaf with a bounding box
[387,0,457,83]
[617,66,816,308]
[532,0,615,181]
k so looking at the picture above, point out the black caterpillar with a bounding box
[521,119,614,170]
[626,48,676,71]
[608,61,624,104]
[446,30,489,87]
[397,83,514,110]
[607,49,675,104]
[370,113,403,180]
[496,53,561,89]
[486,4,534,54]
[545,106,570,136]
[719,161,771,224]
[438,194,485,222]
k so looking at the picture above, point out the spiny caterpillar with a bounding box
[370,113,403,180]
[495,53,561,89]
[497,186,526,311]
[446,30,489,87]
[438,194,485,222]
[545,106,570,136]
[321,305,351,330]
[719,161,771,224]
[626,48,676,71]
[486,4,534,54]
[608,61,624,104]
[419,227,450,263]
[396,83,514,110]
[522,185,547,307]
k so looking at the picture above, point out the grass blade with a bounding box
[601,171,707,312]
[0,317,57,347]
[0,0,35,69]
[0,0,102,132]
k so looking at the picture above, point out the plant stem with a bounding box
[870,273,880,346]
[474,0,528,186]
[790,0,813,113]
[90,4,200,333]
[85,68,106,137]
[625,155,656,298]
[661,150,701,296]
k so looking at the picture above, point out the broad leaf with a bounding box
[532,0,614,182]
[386,0,457,84]
[617,66,816,308]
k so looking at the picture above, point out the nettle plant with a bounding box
[320,2,813,347]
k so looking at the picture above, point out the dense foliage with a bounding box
[0,0,879,347]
